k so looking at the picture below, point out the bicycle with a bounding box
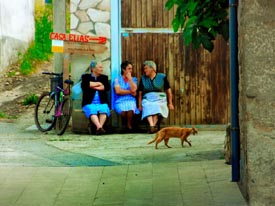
[34,72,74,135]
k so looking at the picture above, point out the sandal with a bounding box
[96,128,106,135]
[148,126,158,134]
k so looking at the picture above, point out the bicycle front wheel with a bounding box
[55,96,73,135]
[34,92,55,132]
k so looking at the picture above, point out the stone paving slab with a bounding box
[0,160,247,206]
[0,120,247,205]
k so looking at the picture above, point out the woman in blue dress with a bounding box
[81,60,110,135]
[113,61,139,131]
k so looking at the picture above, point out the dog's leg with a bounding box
[181,139,184,147]
[155,143,158,149]
[164,138,172,148]
[185,139,192,147]
[155,136,164,149]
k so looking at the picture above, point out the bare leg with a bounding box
[152,115,158,126]
[126,110,134,129]
[90,115,102,130]
[147,115,158,133]
[121,111,127,126]
[99,113,107,127]
[121,111,127,119]
[147,115,154,126]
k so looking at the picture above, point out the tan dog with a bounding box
[147,126,198,149]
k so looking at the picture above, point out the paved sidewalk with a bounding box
[0,160,247,206]
[0,119,247,205]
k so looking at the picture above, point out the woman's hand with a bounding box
[90,81,102,88]
[130,91,137,96]
[125,72,132,81]
[90,82,104,90]
[168,103,174,110]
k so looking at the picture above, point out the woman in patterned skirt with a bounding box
[138,60,174,134]
[113,61,139,131]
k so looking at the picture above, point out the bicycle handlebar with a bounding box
[42,71,63,76]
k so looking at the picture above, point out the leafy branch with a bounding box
[165,0,229,52]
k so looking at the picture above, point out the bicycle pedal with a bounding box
[46,119,53,123]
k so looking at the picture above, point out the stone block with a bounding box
[71,109,90,134]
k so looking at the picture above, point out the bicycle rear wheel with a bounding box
[34,92,55,132]
[55,96,73,135]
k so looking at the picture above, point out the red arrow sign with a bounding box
[50,32,107,44]
[89,36,107,44]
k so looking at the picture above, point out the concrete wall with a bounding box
[238,0,275,205]
[70,0,111,85]
[0,0,35,73]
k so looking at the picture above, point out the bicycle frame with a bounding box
[34,72,74,135]
[52,74,73,117]
[54,86,65,117]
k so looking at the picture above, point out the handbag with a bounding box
[72,80,82,100]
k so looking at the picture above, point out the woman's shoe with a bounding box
[96,128,106,135]
[148,126,158,134]
[125,127,134,133]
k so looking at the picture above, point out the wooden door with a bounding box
[121,0,230,125]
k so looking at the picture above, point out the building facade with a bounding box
[238,0,275,205]
[0,0,34,73]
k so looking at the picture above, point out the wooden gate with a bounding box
[121,0,230,125]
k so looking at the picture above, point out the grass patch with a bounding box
[23,94,38,106]
[19,1,70,75]
[19,4,53,75]
[0,112,6,118]
[0,112,16,119]
[7,71,17,77]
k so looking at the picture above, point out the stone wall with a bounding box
[70,0,111,83]
[0,0,35,73]
[238,0,275,205]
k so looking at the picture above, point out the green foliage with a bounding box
[165,0,229,52]
[20,5,53,75]
[0,112,16,119]
[23,94,39,106]
[0,112,6,118]
[7,71,17,77]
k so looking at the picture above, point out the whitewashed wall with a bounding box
[0,0,35,73]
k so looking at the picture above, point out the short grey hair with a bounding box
[143,60,157,72]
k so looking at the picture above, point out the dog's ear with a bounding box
[192,127,198,135]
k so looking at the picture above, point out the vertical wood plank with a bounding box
[141,0,146,27]
[136,0,141,27]
[121,0,230,126]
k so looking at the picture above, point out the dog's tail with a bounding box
[147,133,158,145]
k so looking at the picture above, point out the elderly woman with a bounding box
[81,60,110,135]
[138,60,174,133]
[113,61,139,132]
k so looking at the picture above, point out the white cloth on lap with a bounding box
[141,92,168,120]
